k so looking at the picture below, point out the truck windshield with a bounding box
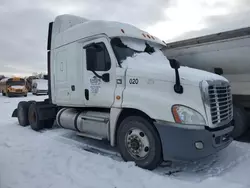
[111,37,156,65]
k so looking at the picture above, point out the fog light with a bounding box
[195,141,204,150]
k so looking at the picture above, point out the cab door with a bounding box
[83,38,116,107]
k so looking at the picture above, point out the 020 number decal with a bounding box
[129,78,139,84]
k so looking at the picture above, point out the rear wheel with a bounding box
[232,105,249,139]
[17,101,30,126]
[28,102,44,131]
[117,116,162,170]
[2,91,5,96]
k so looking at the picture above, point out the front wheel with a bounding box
[232,105,248,139]
[117,116,162,170]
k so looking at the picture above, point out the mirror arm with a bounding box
[168,59,183,94]
[91,70,103,79]
[91,71,109,82]
[174,69,183,94]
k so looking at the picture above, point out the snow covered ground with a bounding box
[0,94,250,188]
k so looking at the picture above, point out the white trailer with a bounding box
[32,79,48,95]
[12,14,233,170]
[164,27,250,138]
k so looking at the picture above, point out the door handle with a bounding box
[85,89,89,100]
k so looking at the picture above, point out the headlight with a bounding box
[172,105,206,125]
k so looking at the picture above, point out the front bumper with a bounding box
[33,90,48,95]
[154,121,233,161]
[7,92,27,97]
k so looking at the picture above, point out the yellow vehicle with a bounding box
[0,77,27,97]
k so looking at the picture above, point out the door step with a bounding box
[76,132,103,140]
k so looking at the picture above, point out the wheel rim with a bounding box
[125,128,150,160]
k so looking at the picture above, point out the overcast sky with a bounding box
[0,0,249,77]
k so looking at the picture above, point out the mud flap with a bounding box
[12,108,17,117]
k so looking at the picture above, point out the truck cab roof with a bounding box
[51,14,165,49]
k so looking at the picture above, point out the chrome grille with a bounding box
[208,83,232,125]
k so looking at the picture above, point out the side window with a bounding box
[86,42,111,71]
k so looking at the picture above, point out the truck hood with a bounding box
[123,51,228,86]
[179,66,228,86]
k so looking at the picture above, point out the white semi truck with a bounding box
[12,14,233,170]
[164,27,250,138]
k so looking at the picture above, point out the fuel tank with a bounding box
[56,108,110,139]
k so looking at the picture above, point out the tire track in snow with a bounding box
[42,128,250,183]
[4,112,250,185]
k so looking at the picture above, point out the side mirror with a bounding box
[102,73,110,82]
[214,68,223,75]
[169,59,180,69]
[86,47,97,71]
[168,58,183,94]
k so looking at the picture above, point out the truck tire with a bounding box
[28,102,44,131]
[232,105,248,139]
[117,116,162,170]
[27,100,36,111]
[2,91,5,96]
[17,101,30,126]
